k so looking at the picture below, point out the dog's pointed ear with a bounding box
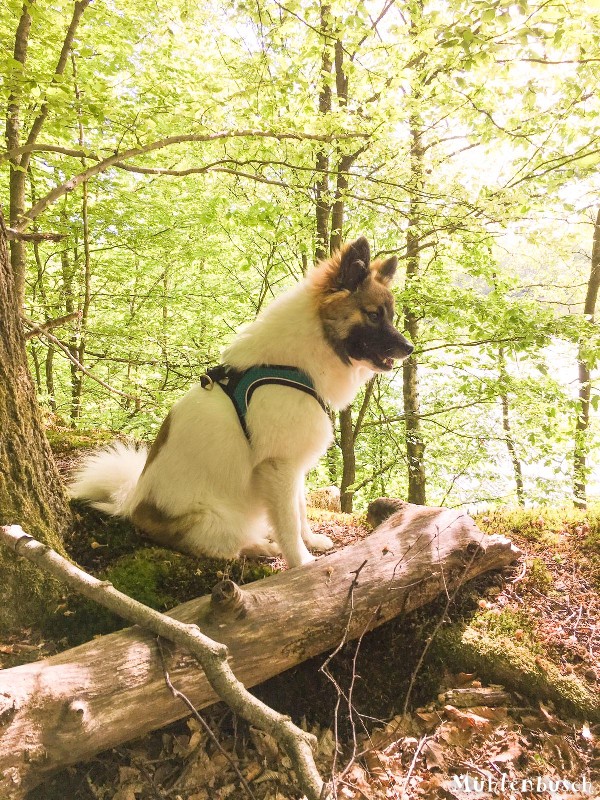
[374,255,398,287]
[338,236,371,292]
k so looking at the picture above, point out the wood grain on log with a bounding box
[0,503,519,798]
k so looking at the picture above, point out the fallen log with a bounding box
[0,503,518,797]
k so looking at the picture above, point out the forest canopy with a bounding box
[2,0,599,510]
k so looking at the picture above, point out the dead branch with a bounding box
[22,312,81,340]
[30,326,143,404]
[0,524,326,800]
[4,227,64,242]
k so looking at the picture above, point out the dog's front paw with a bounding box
[304,532,334,552]
[240,538,282,558]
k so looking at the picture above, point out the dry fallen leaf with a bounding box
[346,762,375,796]
[363,748,390,782]
[489,733,525,765]
[113,788,141,800]
[415,710,442,733]
[317,727,338,759]
[466,706,508,724]
[242,761,263,782]
[437,721,475,748]
[444,705,491,732]
[250,727,280,762]
[422,739,446,771]
[371,714,421,747]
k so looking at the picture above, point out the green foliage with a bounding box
[1,0,598,508]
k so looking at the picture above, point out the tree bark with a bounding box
[339,405,356,511]
[5,0,35,304]
[498,346,525,506]
[324,35,368,514]
[573,207,600,509]
[0,213,70,631]
[0,504,518,798]
[5,0,91,304]
[314,2,333,262]
[69,51,93,423]
[339,379,376,511]
[403,80,427,505]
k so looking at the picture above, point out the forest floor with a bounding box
[3,430,599,800]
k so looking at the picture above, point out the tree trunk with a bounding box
[403,347,426,504]
[70,51,93,423]
[0,214,70,631]
[5,0,91,304]
[0,503,518,798]
[403,83,427,505]
[498,346,525,506]
[326,38,366,514]
[573,207,600,509]
[339,380,376,511]
[314,2,333,262]
[339,406,356,511]
[5,0,34,305]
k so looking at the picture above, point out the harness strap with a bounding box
[201,363,329,440]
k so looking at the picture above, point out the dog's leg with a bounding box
[298,485,334,552]
[253,459,313,568]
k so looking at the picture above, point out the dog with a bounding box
[69,236,414,568]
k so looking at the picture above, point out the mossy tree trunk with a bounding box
[0,213,71,631]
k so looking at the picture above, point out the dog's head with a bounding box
[310,236,414,372]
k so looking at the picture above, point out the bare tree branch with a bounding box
[23,311,81,339]
[4,227,64,242]
[114,161,290,187]
[23,322,142,404]
[12,129,368,229]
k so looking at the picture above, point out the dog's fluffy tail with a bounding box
[69,442,148,517]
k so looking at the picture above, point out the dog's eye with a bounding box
[366,309,381,323]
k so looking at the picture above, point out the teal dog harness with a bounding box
[200,363,328,439]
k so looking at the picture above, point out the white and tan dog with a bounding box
[70,237,413,568]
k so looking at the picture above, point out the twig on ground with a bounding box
[156,637,258,800]
[401,735,429,798]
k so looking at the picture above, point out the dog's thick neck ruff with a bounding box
[221,240,413,410]
[201,363,329,439]
[222,283,372,410]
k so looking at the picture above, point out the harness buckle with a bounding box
[200,374,215,390]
